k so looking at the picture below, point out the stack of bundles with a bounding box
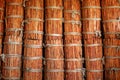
[81,0,103,80]
[23,0,44,80]
[44,0,64,80]
[64,0,84,80]
[0,0,5,75]
[101,0,120,79]
[2,0,23,79]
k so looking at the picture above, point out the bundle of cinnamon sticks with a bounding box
[2,0,24,79]
[23,0,44,80]
[81,0,103,80]
[101,0,120,79]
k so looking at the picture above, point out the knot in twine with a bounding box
[95,31,102,38]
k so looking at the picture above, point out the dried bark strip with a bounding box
[81,0,102,39]
[24,0,44,40]
[104,39,120,80]
[101,0,120,39]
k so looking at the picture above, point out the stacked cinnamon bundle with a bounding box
[44,0,64,80]
[101,0,120,79]
[0,0,5,78]
[81,0,103,80]
[23,0,44,80]
[64,0,84,80]
[2,0,24,79]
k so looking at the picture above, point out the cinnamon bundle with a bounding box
[44,0,64,80]
[64,0,84,80]
[2,0,24,79]
[44,40,64,80]
[104,39,120,80]
[84,38,103,80]
[23,39,43,80]
[101,0,120,79]
[24,0,44,40]
[82,0,101,39]
[45,0,63,40]
[81,0,103,80]
[101,0,120,39]
[23,0,44,80]
[2,36,22,79]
